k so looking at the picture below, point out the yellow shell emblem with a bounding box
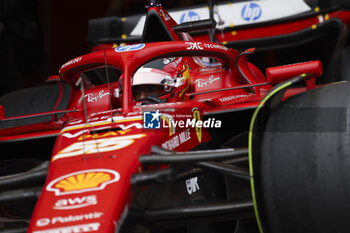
[47,169,120,195]
[55,172,112,191]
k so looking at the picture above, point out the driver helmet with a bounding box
[132,60,190,103]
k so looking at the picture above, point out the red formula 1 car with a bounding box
[1,1,350,233]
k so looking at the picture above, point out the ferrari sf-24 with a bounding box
[1,1,350,233]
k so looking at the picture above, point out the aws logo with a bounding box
[54,195,97,210]
[46,169,120,196]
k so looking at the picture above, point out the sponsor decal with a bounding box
[185,42,203,50]
[218,94,248,103]
[241,3,262,22]
[160,9,170,21]
[84,90,109,103]
[54,195,97,210]
[61,57,82,69]
[143,110,161,129]
[64,115,142,130]
[36,212,103,227]
[36,218,50,227]
[186,177,200,194]
[62,130,90,139]
[61,122,142,138]
[161,129,191,150]
[77,129,131,141]
[46,169,120,195]
[33,222,100,233]
[180,11,200,23]
[203,43,228,51]
[185,42,227,51]
[52,134,146,161]
[115,43,145,52]
[194,75,220,88]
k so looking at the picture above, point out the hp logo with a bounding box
[241,3,262,22]
[180,11,200,23]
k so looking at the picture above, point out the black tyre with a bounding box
[260,82,350,233]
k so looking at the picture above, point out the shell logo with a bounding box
[46,169,120,196]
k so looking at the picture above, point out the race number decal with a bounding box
[52,134,146,161]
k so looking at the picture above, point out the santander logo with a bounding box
[54,195,97,210]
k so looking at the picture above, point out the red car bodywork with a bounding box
[0,4,326,233]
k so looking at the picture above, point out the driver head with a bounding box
[132,85,164,101]
[132,67,180,102]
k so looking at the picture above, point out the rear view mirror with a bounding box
[266,60,323,84]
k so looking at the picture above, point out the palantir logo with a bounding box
[241,3,262,22]
[180,11,200,23]
[143,110,161,129]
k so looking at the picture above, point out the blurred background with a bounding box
[1,0,348,96]
[0,0,210,96]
